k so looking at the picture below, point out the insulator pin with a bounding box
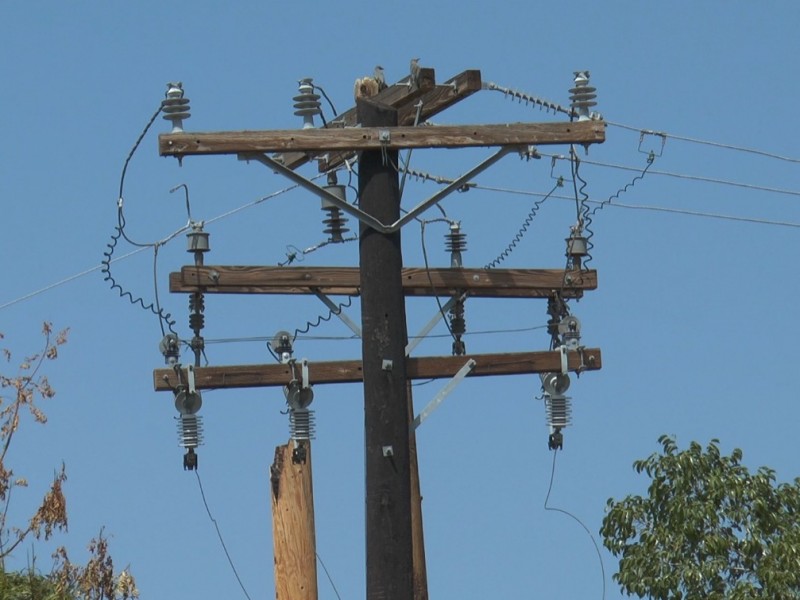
[162,82,191,133]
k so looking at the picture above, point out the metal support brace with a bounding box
[241,147,514,233]
[412,359,476,430]
[405,293,465,356]
[313,290,362,338]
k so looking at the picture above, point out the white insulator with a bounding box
[569,71,597,122]
[289,408,315,441]
[293,78,321,129]
[162,82,191,133]
[177,414,204,449]
[544,393,572,430]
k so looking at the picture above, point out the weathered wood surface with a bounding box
[153,349,603,391]
[159,120,605,156]
[169,266,597,299]
[271,440,318,600]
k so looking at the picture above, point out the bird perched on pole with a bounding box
[409,58,421,91]
[374,66,387,92]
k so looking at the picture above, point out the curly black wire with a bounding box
[483,179,562,270]
[104,101,178,336]
[291,292,357,342]
[589,151,656,218]
[583,151,656,270]
[101,224,177,335]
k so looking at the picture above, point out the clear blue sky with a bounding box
[2,3,799,598]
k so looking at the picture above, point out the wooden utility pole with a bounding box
[270,440,318,600]
[357,97,414,599]
[151,66,606,600]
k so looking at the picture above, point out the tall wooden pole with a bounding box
[270,440,318,600]
[357,98,414,600]
[407,385,428,599]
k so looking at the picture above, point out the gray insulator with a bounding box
[162,83,191,133]
[178,414,204,449]
[569,71,597,121]
[445,224,467,268]
[322,210,350,242]
[293,78,321,129]
[545,394,572,430]
[289,408,315,441]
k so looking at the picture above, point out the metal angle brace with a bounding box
[240,147,514,233]
[405,293,465,357]
[412,358,476,431]
[313,289,362,338]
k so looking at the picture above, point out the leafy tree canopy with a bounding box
[601,435,800,599]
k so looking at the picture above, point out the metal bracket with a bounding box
[559,345,568,375]
[187,364,197,394]
[405,293,465,356]
[300,358,311,390]
[313,290,362,338]
[241,147,514,233]
[412,359,476,431]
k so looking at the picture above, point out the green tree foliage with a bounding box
[0,324,138,599]
[601,435,800,599]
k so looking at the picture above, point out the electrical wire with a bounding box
[605,120,800,164]
[543,152,800,199]
[483,82,575,117]
[315,552,343,600]
[204,324,549,345]
[291,293,358,343]
[419,219,457,344]
[1,179,323,313]
[195,470,253,600]
[396,162,800,229]
[106,101,185,335]
[312,83,338,118]
[484,80,800,164]
[544,449,606,600]
[483,179,562,269]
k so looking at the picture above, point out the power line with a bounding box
[543,152,800,199]
[401,168,800,229]
[544,449,606,600]
[478,184,800,229]
[484,80,800,164]
[0,181,309,312]
[195,470,253,600]
[0,247,148,311]
[605,120,800,164]
[204,324,549,345]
